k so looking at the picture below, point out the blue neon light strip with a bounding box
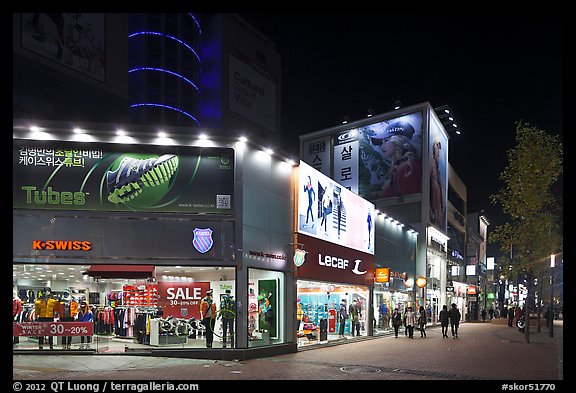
[128,67,200,93]
[188,13,202,35]
[129,31,201,64]
[130,103,200,125]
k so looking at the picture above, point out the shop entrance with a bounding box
[296,280,369,347]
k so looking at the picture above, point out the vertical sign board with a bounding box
[301,136,331,177]
[333,129,359,193]
[228,54,277,132]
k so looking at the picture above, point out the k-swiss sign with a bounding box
[295,233,374,286]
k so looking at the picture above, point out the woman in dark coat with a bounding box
[439,305,449,338]
[391,308,402,338]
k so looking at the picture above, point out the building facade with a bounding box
[299,102,452,322]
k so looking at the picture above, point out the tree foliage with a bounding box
[489,121,562,342]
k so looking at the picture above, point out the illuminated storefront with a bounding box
[294,234,374,346]
[294,161,375,346]
[13,121,294,357]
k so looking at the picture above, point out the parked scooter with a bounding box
[516,315,526,333]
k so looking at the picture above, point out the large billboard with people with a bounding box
[324,111,424,201]
[297,160,375,255]
[428,115,448,232]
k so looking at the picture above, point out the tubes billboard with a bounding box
[13,140,235,214]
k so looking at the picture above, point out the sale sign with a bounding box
[13,322,94,336]
[158,281,211,319]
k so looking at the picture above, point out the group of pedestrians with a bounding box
[390,303,461,339]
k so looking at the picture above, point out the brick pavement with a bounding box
[12,320,563,382]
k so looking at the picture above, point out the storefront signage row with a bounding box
[13,322,94,336]
[375,268,407,283]
[295,233,374,286]
[32,239,92,251]
[249,250,287,260]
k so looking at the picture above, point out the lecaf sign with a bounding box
[295,233,374,286]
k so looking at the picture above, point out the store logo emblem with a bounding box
[192,228,213,254]
[351,259,367,275]
[180,308,189,317]
[293,249,307,267]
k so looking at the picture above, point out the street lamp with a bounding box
[416,276,427,309]
[549,254,555,337]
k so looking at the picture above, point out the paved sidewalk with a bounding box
[13,320,563,381]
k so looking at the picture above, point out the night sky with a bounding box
[239,13,564,248]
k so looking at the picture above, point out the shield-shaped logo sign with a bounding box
[180,308,189,317]
[192,228,213,254]
[293,248,307,267]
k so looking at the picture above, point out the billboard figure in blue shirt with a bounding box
[367,210,372,249]
[304,176,315,227]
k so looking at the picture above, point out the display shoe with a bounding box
[106,154,179,203]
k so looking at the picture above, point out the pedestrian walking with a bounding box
[405,306,417,339]
[481,308,487,322]
[448,303,461,338]
[338,298,348,339]
[439,304,449,338]
[507,305,515,327]
[349,299,362,337]
[418,305,427,338]
[391,308,402,338]
[403,307,408,337]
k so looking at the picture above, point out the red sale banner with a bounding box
[13,322,94,336]
[158,281,211,319]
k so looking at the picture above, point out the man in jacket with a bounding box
[338,299,348,339]
[448,303,461,338]
[349,299,362,337]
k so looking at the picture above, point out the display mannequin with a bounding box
[199,289,217,348]
[55,293,78,349]
[13,291,23,346]
[35,290,57,349]
[76,301,93,349]
[219,289,235,348]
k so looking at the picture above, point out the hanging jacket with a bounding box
[34,298,48,318]
[200,297,217,319]
[13,297,23,318]
[46,297,58,318]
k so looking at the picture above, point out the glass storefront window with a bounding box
[296,280,369,347]
[373,284,413,335]
[247,268,285,347]
[13,264,236,352]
